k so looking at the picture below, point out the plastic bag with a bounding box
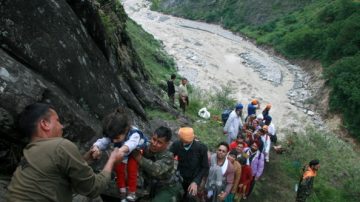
[198,107,211,119]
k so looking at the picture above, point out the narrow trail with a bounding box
[122,0,325,137]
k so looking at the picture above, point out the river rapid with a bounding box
[122,0,325,138]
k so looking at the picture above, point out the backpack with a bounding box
[221,109,232,126]
[127,128,148,149]
[114,128,148,149]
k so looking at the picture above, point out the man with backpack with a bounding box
[296,159,320,202]
[224,103,244,144]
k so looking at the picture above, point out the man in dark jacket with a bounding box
[170,127,209,202]
[167,74,176,105]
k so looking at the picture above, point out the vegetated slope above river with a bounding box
[150,0,360,138]
[122,0,326,137]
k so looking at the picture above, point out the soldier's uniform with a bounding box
[139,148,184,202]
[6,138,111,201]
[296,166,317,202]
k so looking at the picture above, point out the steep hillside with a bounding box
[0,0,177,174]
[152,0,312,26]
[152,0,360,139]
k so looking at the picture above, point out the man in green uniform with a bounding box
[132,126,183,202]
[296,159,320,202]
[6,103,123,201]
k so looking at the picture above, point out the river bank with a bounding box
[122,0,328,138]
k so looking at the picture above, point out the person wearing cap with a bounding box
[262,104,271,118]
[224,103,244,144]
[255,113,264,127]
[132,126,184,201]
[296,160,320,202]
[247,99,260,118]
[6,103,123,201]
[170,127,209,202]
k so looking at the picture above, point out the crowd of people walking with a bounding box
[5,88,319,202]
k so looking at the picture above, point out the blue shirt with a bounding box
[248,104,257,116]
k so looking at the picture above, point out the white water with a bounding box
[122,0,318,137]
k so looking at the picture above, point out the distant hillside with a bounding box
[151,0,312,26]
[152,0,360,139]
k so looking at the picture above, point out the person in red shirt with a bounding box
[236,156,253,201]
[229,135,248,151]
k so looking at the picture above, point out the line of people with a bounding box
[6,101,276,202]
[221,100,277,201]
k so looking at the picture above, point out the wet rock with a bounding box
[158,16,170,22]
[0,0,177,175]
[307,110,315,116]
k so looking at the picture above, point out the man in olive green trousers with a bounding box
[132,126,184,202]
[6,103,123,201]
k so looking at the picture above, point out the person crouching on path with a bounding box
[132,126,184,202]
[178,78,189,113]
[224,103,243,144]
[90,108,147,201]
[296,159,320,202]
[170,127,209,202]
[6,103,123,201]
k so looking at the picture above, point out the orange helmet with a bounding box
[251,99,258,105]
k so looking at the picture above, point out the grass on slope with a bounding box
[237,128,360,202]
[126,19,177,87]
[124,3,360,201]
[151,0,360,140]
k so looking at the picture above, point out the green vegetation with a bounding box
[145,108,176,121]
[150,0,360,139]
[280,129,360,201]
[117,2,360,201]
[126,19,177,87]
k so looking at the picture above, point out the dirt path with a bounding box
[122,0,324,137]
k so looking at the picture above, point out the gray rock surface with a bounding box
[0,0,178,175]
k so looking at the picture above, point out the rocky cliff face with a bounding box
[0,0,174,174]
